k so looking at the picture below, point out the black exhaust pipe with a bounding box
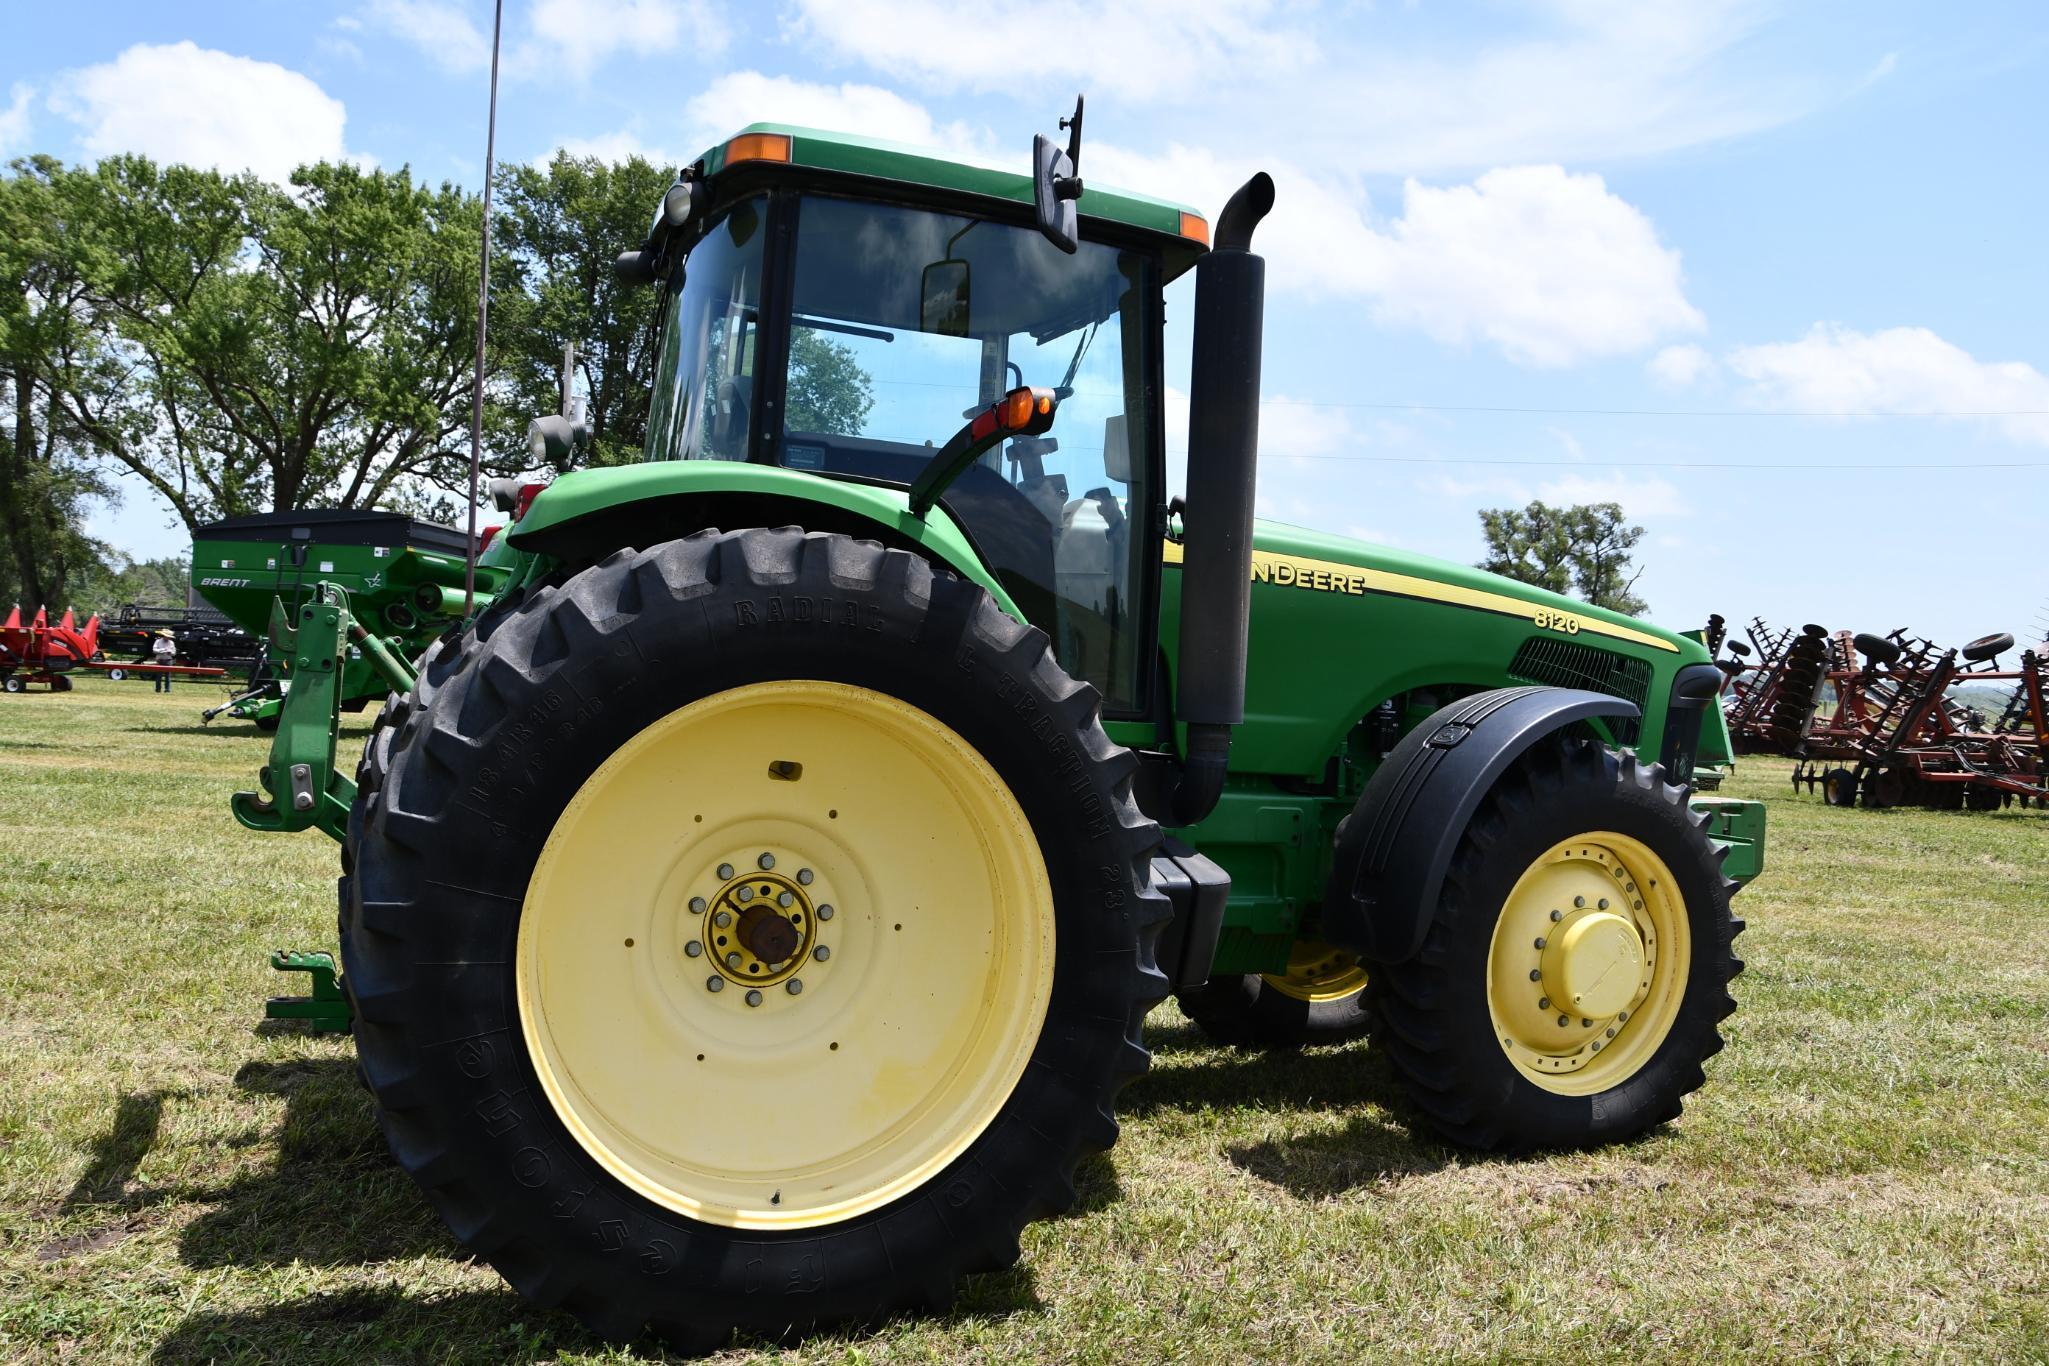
[1168,172,1273,827]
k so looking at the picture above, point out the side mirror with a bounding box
[1032,96,1085,254]
[920,258,971,337]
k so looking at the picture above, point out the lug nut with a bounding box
[737,886,754,903]
[817,904,834,921]
[1574,896,1586,908]
[778,891,794,908]
[787,979,804,995]
[1528,969,1541,982]
[745,989,762,1007]
[813,945,830,962]
[714,910,732,928]
[1538,997,1550,1009]
[726,951,741,968]
[685,942,702,958]
[1581,1018,1593,1027]
[1618,1010,1629,1022]
[1597,898,1609,910]
[689,897,706,914]
[1557,1014,1570,1027]
[717,863,734,880]
[758,853,775,870]
[707,976,725,993]
[1550,909,1563,922]
[797,868,814,885]
[1534,937,1547,950]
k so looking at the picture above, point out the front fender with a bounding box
[1324,686,1640,962]
[508,462,1024,619]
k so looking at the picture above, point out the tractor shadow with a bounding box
[175,1058,457,1272]
[157,1058,1042,1360]
[1129,1024,1456,1198]
[149,1272,1044,1365]
[149,1288,570,1366]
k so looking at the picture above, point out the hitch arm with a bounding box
[231,586,360,843]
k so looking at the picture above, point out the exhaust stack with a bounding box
[1169,173,1273,826]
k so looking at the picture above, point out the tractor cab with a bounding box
[622,124,1216,715]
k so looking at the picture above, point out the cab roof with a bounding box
[699,123,1209,251]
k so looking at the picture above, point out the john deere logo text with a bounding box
[1253,559,1371,596]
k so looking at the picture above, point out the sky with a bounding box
[4,1,2046,650]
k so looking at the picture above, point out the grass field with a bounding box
[3,676,2046,1363]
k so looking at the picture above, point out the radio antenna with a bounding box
[463,0,505,617]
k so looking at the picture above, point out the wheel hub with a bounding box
[695,855,824,992]
[1540,908,1643,1019]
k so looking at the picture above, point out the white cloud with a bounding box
[530,0,725,79]
[546,71,999,178]
[544,127,686,169]
[793,0,1819,175]
[1357,166,1705,367]
[360,0,490,72]
[1102,145,1702,367]
[1649,342,1717,386]
[49,43,352,182]
[789,0,1305,105]
[679,72,993,163]
[1536,471,1683,517]
[0,83,31,159]
[1424,473,1535,503]
[361,0,724,80]
[1726,324,2049,448]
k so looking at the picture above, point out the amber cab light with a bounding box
[723,132,792,167]
[1178,211,1210,247]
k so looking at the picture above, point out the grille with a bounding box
[1507,636,1652,745]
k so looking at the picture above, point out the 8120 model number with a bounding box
[1533,608,1582,634]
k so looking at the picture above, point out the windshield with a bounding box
[645,198,767,463]
[645,193,1158,713]
[783,196,1156,710]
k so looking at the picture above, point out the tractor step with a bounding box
[265,949,352,1032]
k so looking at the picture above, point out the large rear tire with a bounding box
[341,528,1166,1348]
[1369,737,1743,1152]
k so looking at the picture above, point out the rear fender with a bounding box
[508,463,1024,618]
[1323,686,1640,962]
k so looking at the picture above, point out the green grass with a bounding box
[3,677,2046,1363]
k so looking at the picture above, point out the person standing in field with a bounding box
[152,630,176,693]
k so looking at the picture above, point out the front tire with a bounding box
[1370,737,1743,1152]
[342,528,1167,1348]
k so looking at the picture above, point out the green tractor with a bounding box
[231,110,1763,1348]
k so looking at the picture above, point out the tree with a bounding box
[1478,499,1648,615]
[785,329,874,436]
[0,157,113,608]
[493,153,674,469]
[44,156,505,531]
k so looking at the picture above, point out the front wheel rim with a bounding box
[1484,831,1690,1096]
[516,680,1055,1230]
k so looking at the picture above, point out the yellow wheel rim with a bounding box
[1262,939,1369,1003]
[516,680,1055,1230]
[1484,831,1689,1096]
